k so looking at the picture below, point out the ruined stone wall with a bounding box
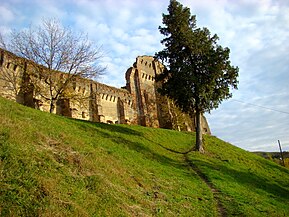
[0,49,24,102]
[0,48,138,125]
[0,48,211,134]
[0,49,38,110]
[94,82,135,124]
[125,56,166,128]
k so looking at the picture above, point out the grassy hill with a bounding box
[0,97,288,216]
[254,151,289,168]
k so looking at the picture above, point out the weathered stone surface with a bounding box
[125,56,162,127]
[0,48,211,134]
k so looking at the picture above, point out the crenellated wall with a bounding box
[0,48,211,134]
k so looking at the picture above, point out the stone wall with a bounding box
[125,56,162,127]
[0,48,211,134]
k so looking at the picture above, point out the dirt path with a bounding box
[184,154,227,217]
[154,142,227,216]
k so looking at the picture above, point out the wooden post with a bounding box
[278,140,285,167]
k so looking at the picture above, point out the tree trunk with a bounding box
[195,108,204,153]
[49,99,55,113]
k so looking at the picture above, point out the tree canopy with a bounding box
[1,19,105,113]
[156,0,239,152]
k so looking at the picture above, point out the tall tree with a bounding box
[3,19,105,113]
[156,0,239,152]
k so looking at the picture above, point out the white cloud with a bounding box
[111,28,129,41]
[201,0,289,152]
[2,0,289,152]
[207,91,289,152]
[0,6,14,23]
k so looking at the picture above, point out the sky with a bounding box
[0,0,288,152]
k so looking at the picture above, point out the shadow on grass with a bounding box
[69,119,186,170]
[192,158,289,201]
[111,135,187,170]
[71,119,143,137]
[68,117,289,205]
[66,119,289,203]
[142,140,289,215]
[255,156,289,175]
[151,140,194,154]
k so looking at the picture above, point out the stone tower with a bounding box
[125,56,163,127]
[125,55,211,134]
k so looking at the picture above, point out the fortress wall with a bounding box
[0,48,211,134]
[95,82,136,124]
[0,47,139,125]
[125,56,162,128]
[0,61,17,101]
[68,77,92,120]
[0,49,24,102]
[135,56,160,128]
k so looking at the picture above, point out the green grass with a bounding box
[0,96,288,216]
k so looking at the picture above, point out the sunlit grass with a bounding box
[0,97,288,216]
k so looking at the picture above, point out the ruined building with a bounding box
[0,48,210,134]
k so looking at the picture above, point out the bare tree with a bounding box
[0,32,7,49]
[4,18,105,113]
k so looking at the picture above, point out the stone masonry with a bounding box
[0,48,210,134]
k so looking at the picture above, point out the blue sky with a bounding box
[1,0,288,152]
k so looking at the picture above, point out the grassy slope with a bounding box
[0,97,288,216]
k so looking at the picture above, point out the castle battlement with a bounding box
[0,48,210,133]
